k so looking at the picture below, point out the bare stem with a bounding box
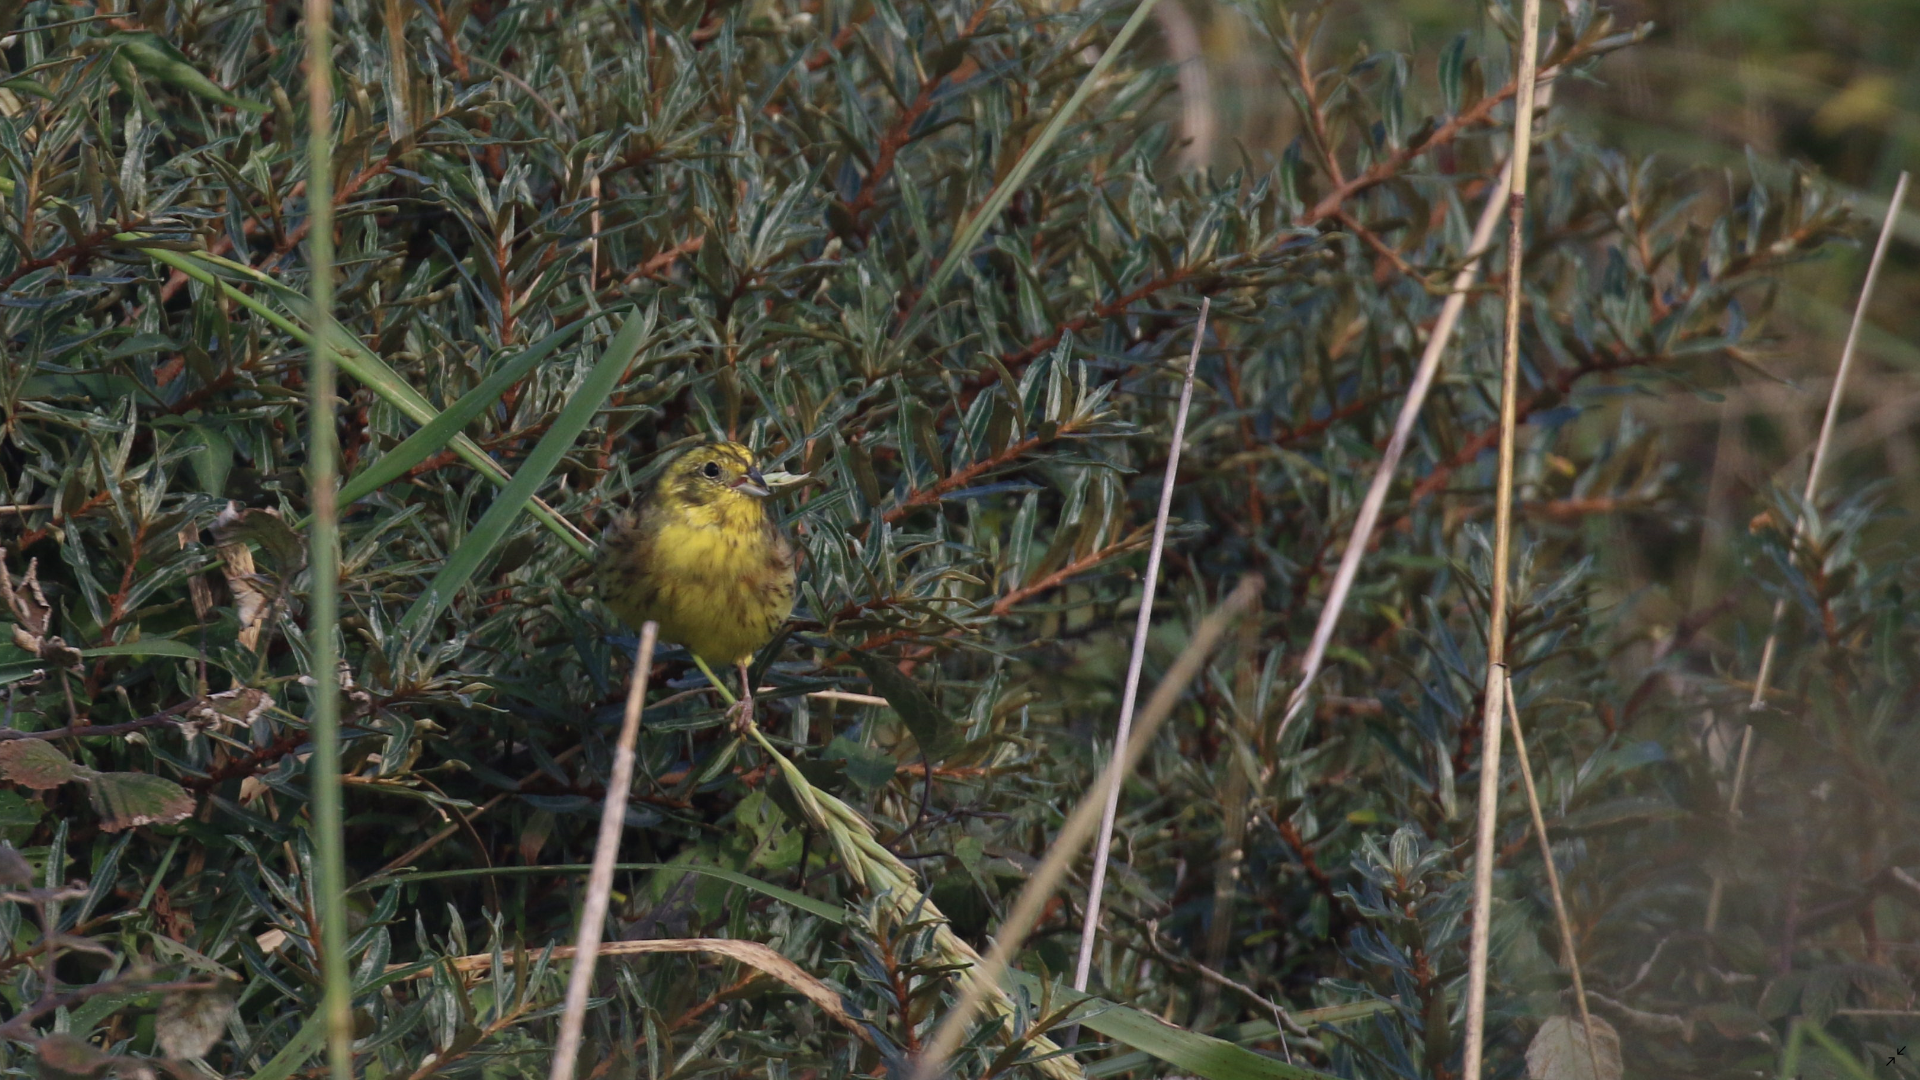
[1461,0,1543,1074]
[550,622,659,1080]
[1503,676,1600,1079]
[1072,298,1210,996]
[1703,169,1910,933]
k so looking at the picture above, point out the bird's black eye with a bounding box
[703,461,722,479]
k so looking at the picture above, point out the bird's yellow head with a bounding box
[655,442,772,523]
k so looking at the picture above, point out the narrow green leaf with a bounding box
[335,321,586,508]
[846,650,965,761]
[80,639,202,660]
[249,1012,327,1080]
[1798,1022,1878,1080]
[0,76,53,100]
[1087,1005,1402,1078]
[1006,972,1340,1080]
[181,422,234,496]
[108,33,271,113]
[898,0,1165,347]
[399,308,653,633]
[125,241,595,558]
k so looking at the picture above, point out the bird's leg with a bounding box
[729,660,755,730]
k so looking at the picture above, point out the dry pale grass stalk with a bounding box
[1503,676,1600,1079]
[910,576,1264,1080]
[1154,1,1215,170]
[411,938,871,1042]
[1703,169,1910,934]
[1275,83,1558,744]
[1461,0,1544,1074]
[1072,298,1210,995]
[549,622,658,1080]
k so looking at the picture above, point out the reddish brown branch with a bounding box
[185,728,306,792]
[837,6,994,234]
[988,530,1149,618]
[0,225,132,293]
[879,427,1064,526]
[1336,208,1418,282]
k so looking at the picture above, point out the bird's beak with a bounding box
[733,466,771,498]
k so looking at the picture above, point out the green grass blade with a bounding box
[1005,971,1339,1080]
[896,0,1164,349]
[299,0,352,1071]
[1779,1019,1805,1080]
[128,241,594,557]
[334,321,587,508]
[358,862,845,922]
[1800,1022,1877,1080]
[248,1011,328,1080]
[398,306,654,633]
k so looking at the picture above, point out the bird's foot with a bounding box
[727,661,756,733]
[726,692,755,733]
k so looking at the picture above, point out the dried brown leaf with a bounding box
[87,771,197,831]
[0,739,78,790]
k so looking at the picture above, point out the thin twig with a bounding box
[1461,0,1543,1075]
[549,622,658,1080]
[1503,676,1600,1080]
[1072,299,1210,996]
[1703,169,1910,933]
[798,689,890,708]
[910,575,1262,1080]
[1275,84,1558,745]
[1121,912,1307,1037]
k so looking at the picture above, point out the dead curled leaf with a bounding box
[211,502,288,652]
[186,687,274,733]
[0,548,51,644]
[393,938,871,1041]
[0,549,82,669]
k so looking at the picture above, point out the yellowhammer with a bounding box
[596,441,797,703]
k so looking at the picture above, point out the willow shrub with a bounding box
[0,0,1895,1075]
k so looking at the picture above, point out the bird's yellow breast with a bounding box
[597,495,796,666]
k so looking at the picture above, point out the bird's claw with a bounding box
[726,693,755,733]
